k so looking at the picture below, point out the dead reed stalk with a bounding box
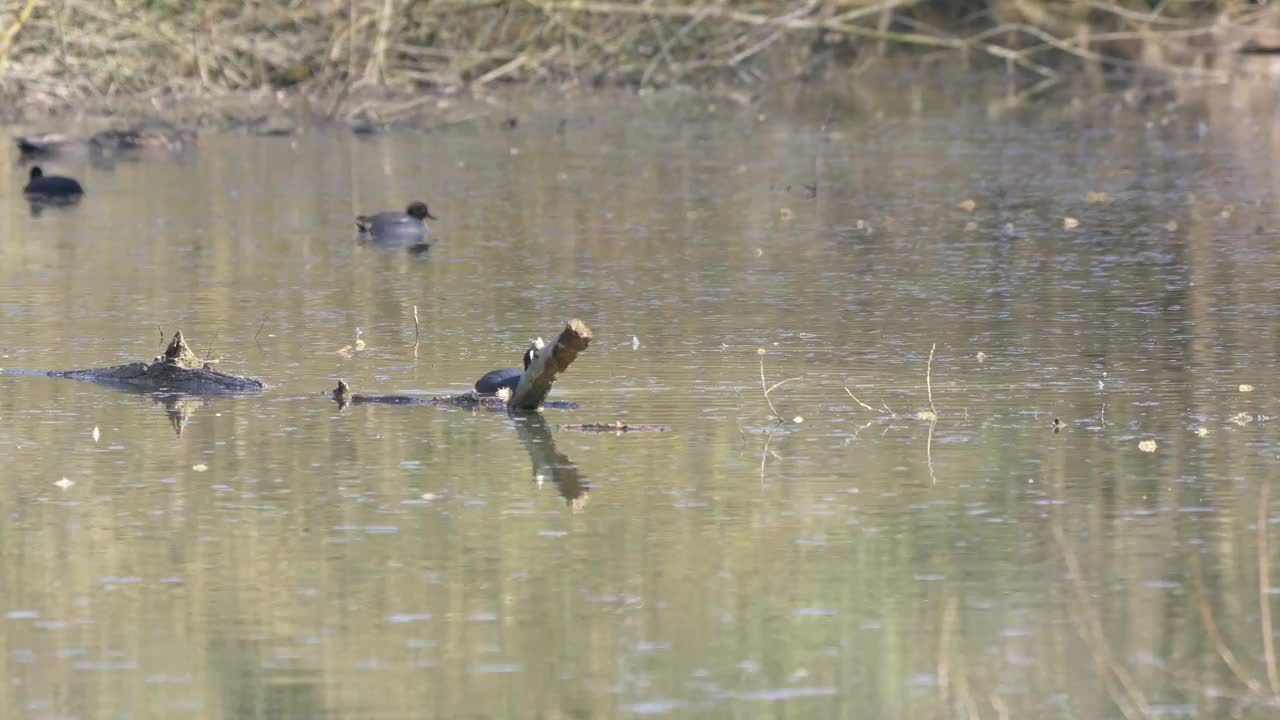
[0,0,1271,113]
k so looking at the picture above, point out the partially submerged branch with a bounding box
[509,318,593,411]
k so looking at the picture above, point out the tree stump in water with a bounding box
[509,319,592,412]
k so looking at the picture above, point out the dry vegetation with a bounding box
[0,0,1278,117]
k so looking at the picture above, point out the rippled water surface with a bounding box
[2,84,1280,718]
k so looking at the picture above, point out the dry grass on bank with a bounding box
[0,0,1278,118]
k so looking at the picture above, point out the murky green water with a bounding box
[1,84,1279,718]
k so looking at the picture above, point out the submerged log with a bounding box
[46,331,264,393]
[330,380,579,410]
[556,421,671,433]
[332,380,507,408]
[509,319,593,411]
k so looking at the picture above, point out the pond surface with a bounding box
[1,82,1279,718]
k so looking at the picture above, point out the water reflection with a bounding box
[154,392,206,436]
[2,79,1280,718]
[25,193,82,216]
[514,413,588,511]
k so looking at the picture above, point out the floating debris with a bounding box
[1194,428,1210,437]
[1063,217,1080,230]
[792,416,804,424]
[976,351,987,363]
[958,198,976,213]
[779,207,794,220]
[1164,221,1179,232]
[54,477,74,489]
[92,425,100,443]
[557,421,671,433]
[1239,384,1255,393]
[1085,191,1110,204]
[1138,440,1158,453]
[1052,417,1063,433]
[192,463,209,472]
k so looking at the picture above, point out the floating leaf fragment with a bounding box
[958,199,976,213]
[916,410,937,422]
[1063,217,1080,230]
[1138,440,1158,453]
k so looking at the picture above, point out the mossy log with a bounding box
[46,331,264,393]
[509,319,593,411]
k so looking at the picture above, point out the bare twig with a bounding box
[926,342,938,416]
[844,387,876,413]
[759,354,800,423]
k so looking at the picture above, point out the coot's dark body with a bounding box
[24,166,83,197]
[474,346,536,395]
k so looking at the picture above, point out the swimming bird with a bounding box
[15,121,194,160]
[355,201,436,245]
[24,166,83,197]
[474,345,538,395]
[90,120,195,154]
[14,132,81,159]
